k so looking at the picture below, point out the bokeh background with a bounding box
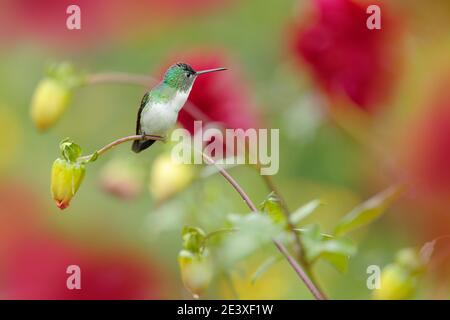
[0,0,450,299]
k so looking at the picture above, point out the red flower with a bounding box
[0,181,167,299]
[1,235,165,299]
[3,0,114,48]
[1,0,230,49]
[289,0,402,112]
[402,77,450,201]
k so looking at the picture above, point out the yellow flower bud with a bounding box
[178,250,213,298]
[149,154,195,203]
[373,264,417,300]
[51,158,85,210]
[30,78,72,131]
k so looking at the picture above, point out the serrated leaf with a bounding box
[290,199,321,225]
[259,192,286,225]
[334,185,403,236]
[250,256,281,284]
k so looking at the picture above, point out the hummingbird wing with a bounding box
[135,91,150,135]
[132,84,176,153]
[132,91,154,153]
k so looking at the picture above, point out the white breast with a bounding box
[140,90,190,136]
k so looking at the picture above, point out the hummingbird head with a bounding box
[163,63,226,92]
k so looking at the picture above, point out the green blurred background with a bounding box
[0,0,450,299]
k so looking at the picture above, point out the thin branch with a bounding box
[82,72,327,299]
[85,72,211,125]
[201,152,258,212]
[86,72,155,87]
[78,134,164,161]
[256,166,327,298]
[197,150,326,300]
[273,239,325,300]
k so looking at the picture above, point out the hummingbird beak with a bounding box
[195,67,227,76]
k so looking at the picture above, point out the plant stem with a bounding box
[259,171,306,261]
[86,72,213,125]
[254,163,327,298]
[199,151,326,300]
[87,72,155,87]
[83,72,327,299]
[78,134,164,161]
[201,152,258,212]
[273,239,325,300]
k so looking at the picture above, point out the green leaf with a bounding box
[321,252,350,273]
[259,192,286,225]
[334,185,403,236]
[86,151,99,163]
[294,228,333,239]
[221,213,282,266]
[181,226,206,254]
[290,199,322,225]
[250,256,282,284]
[59,138,82,163]
[300,224,356,272]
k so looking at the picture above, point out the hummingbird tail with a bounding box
[132,139,156,153]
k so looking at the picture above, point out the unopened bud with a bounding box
[373,264,417,300]
[31,78,72,131]
[149,153,195,203]
[178,250,213,298]
[99,157,144,199]
[30,63,83,131]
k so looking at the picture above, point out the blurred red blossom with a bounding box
[0,181,167,299]
[1,0,229,49]
[395,75,450,278]
[289,0,403,112]
[401,76,450,203]
[1,235,165,299]
[167,52,261,134]
[2,0,114,47]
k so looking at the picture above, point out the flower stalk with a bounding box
[68,133,326,300]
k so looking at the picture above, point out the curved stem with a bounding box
[256,165,327,298]
[273,239,325,300]
[86,72,155,87]
[82,73,327,299]
[205,228,239,241]
[197,149,326,300]
[85,72,213,126]
[201,152,258,212]
[78,134,164,161]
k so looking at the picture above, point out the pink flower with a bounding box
[289,0,402,112]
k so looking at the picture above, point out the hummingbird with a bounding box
[132,63,227,153]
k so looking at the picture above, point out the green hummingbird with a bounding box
[132,63,226,153]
